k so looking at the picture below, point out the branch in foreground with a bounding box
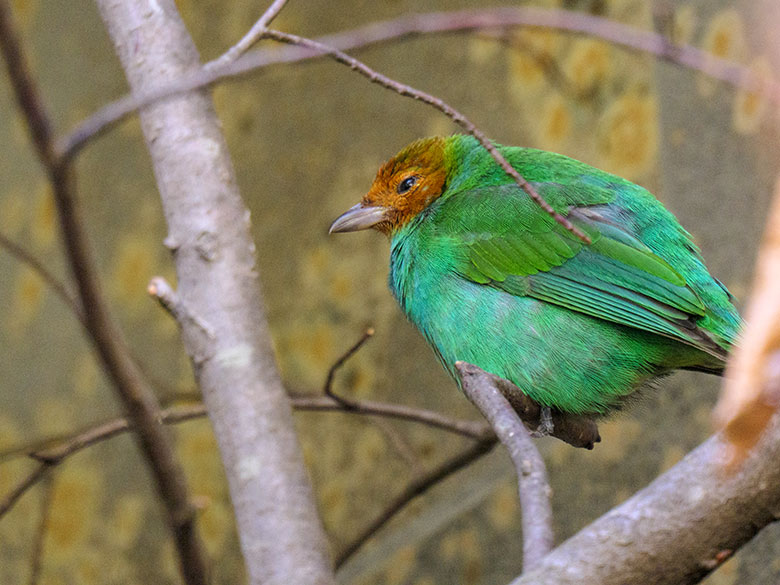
[456,361,553,571]
[511,415,780,585]
[0,3,208,584]
[715,176,780,465]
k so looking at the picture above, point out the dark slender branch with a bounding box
[0,463,48,518]
[456,362,554,570]
[0,3,208,583]
[323,328,374,408]
[290,394,493,440]
[0,230,82,320]
[0,1,55,166]
[27,474,54,585]
[0,404,206,520]
[334,438,497,568]
[0,395,490,466]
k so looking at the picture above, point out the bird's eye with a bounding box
[397,176,418,194]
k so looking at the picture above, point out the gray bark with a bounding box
[511,418,780,585]
[93,1,336,584]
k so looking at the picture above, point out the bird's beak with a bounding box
[329,203,389,233]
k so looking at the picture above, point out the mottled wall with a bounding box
[0,0,778,584]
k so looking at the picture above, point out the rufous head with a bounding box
[330,137,448,235]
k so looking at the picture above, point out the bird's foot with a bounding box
[531,406,554,438]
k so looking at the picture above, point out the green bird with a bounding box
[329,135,741,415]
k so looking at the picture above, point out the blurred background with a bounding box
[1,0,779,583]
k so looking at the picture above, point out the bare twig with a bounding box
[263,28,589,242]
[27,474,54,585]
[335,438,497,568]
[0,3,208,583]
[323,328,374,408]
[0,396,489,466]
[290,394,493,440]
[204,0,290,70]
[456,362,553,570]
[59,7,780,160]
[0,230,82,320]
[0,462,48,518]
[0,404,206,520]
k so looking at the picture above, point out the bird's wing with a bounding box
[437,183,725,358]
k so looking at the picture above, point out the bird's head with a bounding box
[330,137,448,236]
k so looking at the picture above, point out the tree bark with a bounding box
[510,417,780,585]
[93,1,336,584]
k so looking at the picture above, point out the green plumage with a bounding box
[335,135,741,414]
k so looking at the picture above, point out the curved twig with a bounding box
[334,438,497,568]
[0,231,82,321]
[58,7,779,160]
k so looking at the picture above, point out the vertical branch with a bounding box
[455,362,554,570]
[27,474,55,585]
[93,1,336,584]
[0,2,208,584]
[715,176,780,465]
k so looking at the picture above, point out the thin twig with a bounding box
[262,27,590,243]
[204,0,290,70]
[0,397,492,519]
[59,7,779,160]
[456,361,553,570]
[27,474,54,585]
[0,404,205,520]
[371,416,424,475]
[323,328,375,408]
[0,3,208,583]
[0,231,82,320]
[334,438,497,568]
[289,394,493,441]
[0,463,48,518]
[0,397,490,465]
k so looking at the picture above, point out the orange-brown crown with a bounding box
[361,137,448,234]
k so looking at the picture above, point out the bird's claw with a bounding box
[531,406,554,438]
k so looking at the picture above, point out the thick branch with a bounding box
[456,362,553,570]
[511,417,780,585]
[0,3,207,583]
[93,1,335,584]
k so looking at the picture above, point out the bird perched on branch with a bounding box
[330,135,741,415]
